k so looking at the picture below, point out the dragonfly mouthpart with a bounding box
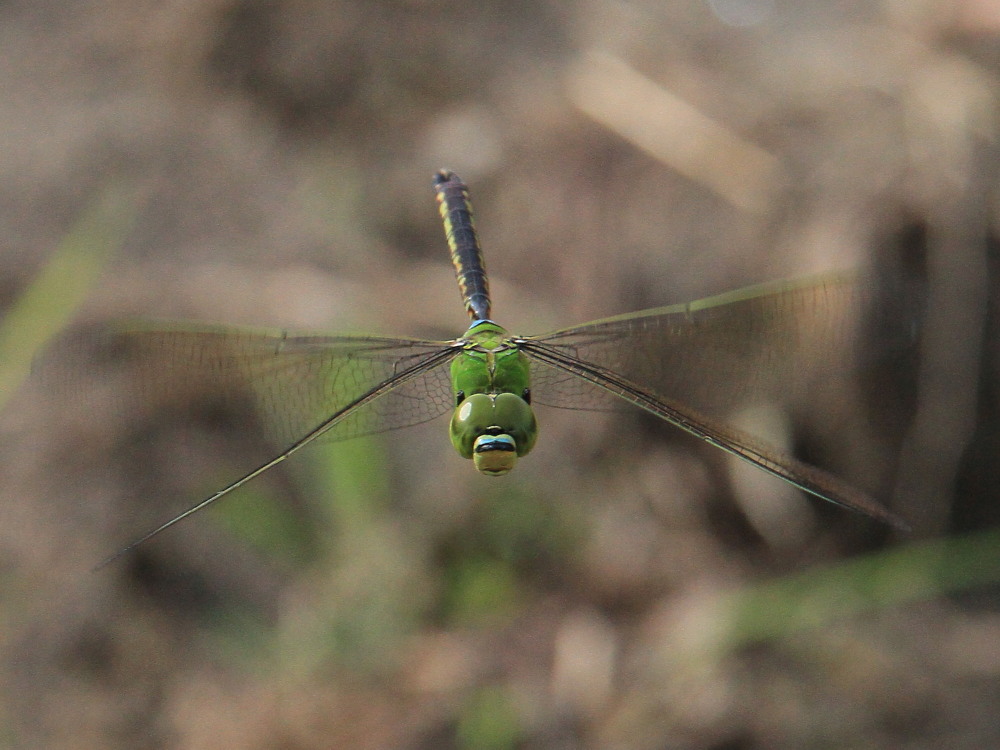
[473,432,518,475]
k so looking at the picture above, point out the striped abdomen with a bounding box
[433,170,492,321]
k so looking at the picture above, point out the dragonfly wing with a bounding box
[36,323,463,567]
[525,272,920,415]
[39,322,459,447]
[520,271,922,529]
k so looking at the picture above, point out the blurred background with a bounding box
[1,0,999,748]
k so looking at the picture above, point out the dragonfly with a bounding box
[67,170,911,567]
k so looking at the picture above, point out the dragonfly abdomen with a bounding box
[434,170,492,321]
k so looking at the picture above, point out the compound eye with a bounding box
[449,393,495,458]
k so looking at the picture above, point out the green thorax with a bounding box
[450,320,530,398]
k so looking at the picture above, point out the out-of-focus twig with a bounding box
[566,51,784,213]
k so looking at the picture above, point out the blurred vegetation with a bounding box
[720,526,1000,655]
[0,183,134,409]
[1,2,998,749]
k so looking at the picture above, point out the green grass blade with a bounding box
[0,182,137,409]
[717,528,1000,653]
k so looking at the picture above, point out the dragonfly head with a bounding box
[450,392,537,475]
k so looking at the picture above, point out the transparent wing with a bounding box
[526,272,919,415]
[39,321,460,447]
[35,321,463,566]
[520,271,923,528]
